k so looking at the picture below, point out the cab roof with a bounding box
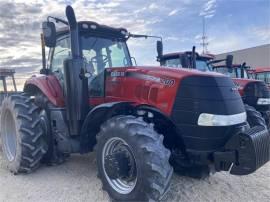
[56,21,129,40]
[213,64,244,68]
[161,52,215,60]
[254,67,270,73]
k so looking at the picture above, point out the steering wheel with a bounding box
[91,55,109,66]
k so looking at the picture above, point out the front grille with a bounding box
[171,75,245,151]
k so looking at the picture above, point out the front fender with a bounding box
[80,102,134,153]
[24,75,64,107]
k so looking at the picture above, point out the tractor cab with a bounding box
[212,64,252,79]
[159,51,214,72]
[251,67,270,87]
[45,21,132,98]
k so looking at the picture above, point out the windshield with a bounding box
[256,72,270,84]
[80,36,132,74]
[196,60,212,72]
[214,66,249,78]
[162,58,182,68]
[162,57,212,72]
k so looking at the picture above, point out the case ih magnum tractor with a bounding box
[159,47,270,129]
[0,6,270,201]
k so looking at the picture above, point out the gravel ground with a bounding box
[0,149,270,202]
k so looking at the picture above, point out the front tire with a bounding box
[96,115,173,201]
[0,94,47,174]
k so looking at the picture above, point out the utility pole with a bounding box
[200,17,209,54]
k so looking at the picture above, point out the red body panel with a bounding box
[24,75,65,107]
[24,66,225,115]
[232,78,259,96]
[102,66,224,115]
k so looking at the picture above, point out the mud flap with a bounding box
[226,126,270,175]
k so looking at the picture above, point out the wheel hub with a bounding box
[102,137,137,194]
[104,151,130,179]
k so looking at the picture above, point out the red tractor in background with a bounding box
[158,46,270,129]
[0,6,269,201]
[249,67,270,88]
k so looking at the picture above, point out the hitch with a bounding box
[214,126,270,175]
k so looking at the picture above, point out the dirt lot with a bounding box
[0,149,270,202]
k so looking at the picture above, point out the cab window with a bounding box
[162,58,182,68]
[80,36,131,97]
[51,35,71,75]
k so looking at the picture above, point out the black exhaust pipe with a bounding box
[63,5,88,136]
[191,46,196,69]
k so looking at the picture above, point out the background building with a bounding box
[215,44,270,68]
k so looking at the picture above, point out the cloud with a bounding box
[0,0,269,90]
[168,9,179,16]
[252,26,270,41]
[149,3,158,10]
[200,0,217,18]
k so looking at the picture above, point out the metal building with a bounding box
[215,44,270,68]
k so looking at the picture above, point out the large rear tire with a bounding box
[0,94,47,174]
[96,115,173,201]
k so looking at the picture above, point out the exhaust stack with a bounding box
[63,5,88,136]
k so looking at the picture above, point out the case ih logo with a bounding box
[111,71,125,77]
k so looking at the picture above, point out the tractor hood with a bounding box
[127,65,225,81]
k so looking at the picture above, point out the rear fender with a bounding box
[24,75,64,107]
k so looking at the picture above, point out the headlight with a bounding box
[198,112,247,126]
[257,98,270,105]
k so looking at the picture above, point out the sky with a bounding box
[0,0,269,89]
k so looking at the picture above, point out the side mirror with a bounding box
[226,54,233,72]
[42,21,56,47]
[156,40,163,60]
[180,54,189,68]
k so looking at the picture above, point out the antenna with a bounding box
[200,17,209,54]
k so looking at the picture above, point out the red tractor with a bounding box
[0,6,269,201]
[159,46,270,129]
[249,67,270,88]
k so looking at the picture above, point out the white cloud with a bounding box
[168,9,179,16]
[252,26,270,41]
[200,0,217,18]
[149,3,158,10]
